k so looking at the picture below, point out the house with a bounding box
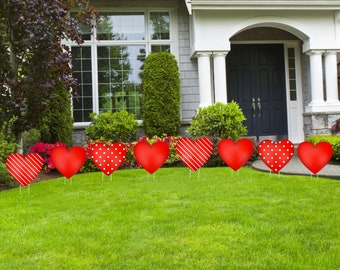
[70,0,340,145]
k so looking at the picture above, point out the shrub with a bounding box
[27,83,73,146]
[86,110,139,143]
[79,158,100,174]
[142,52,181,137]
[187,102,247,140]
[79,142,100,174]
[305,135,340,161]
[22,128,41,155]
[0,116,18,188]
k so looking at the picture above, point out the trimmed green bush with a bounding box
[142,52,181,137]
[305,135,340,161]
[85,110,139,142]
[187,102,247,140]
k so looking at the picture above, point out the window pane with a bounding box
[71,47,93,122]
[151,45,171,53]
[97,45,145,119]
[150,12,170,40]
[97,13,145,40]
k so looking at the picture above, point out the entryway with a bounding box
[227,44,288,140]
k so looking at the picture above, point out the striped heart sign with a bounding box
[175,138,213,171]
[6,153,43,187]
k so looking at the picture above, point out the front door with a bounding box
[227,44,288,138]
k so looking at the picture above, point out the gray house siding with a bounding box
[178,0,199,124]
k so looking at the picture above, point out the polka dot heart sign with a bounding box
[258,140,294,173]
[89,142,126,176]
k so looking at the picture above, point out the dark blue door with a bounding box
[227,44,288,137]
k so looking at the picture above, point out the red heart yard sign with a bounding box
[297,141,333,174]
[218,138,254,171]
[51,146,87,178]
[6,153,43,186]
[89,142,126,176]
[175,138,213,171]
[258,140,294,173]
[134,141,169,174]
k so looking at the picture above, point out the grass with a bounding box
[0,167,339,269]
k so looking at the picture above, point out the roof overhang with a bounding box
[189,1,340,11]
[185,0,192,15]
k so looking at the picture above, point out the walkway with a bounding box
[252,155,340,180]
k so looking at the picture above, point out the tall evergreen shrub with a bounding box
[35,83,73,146]
[142,52,181,137]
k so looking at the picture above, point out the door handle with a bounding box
[252,98,256,117]
[257,98,261,117]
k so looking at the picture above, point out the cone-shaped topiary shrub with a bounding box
[142,52,181,137]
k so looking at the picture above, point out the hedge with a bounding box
[142,52,181,137]
[305,135,340,160]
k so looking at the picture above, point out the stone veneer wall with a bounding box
[73,127,87,146]
[303,112,340,137]
[301,52,340,138]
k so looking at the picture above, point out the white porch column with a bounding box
[324,51,340,105]
[197,52,213,107]
[307,51,326,110]
[212,52,228,103]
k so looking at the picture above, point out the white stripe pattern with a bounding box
[6,153,43,186]
[175,138,213,171]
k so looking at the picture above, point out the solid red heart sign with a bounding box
[297,141,333,174]
[134,141,169,174]
[51,146,87,178]
[89,142,126,175]
[258,140,294,173]
[6,153,43,186]
[218,138,254,171]
[175,138,213,171]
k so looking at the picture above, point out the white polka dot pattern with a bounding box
[258,140,294,173]
[89,142,126,176]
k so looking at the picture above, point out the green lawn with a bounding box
[0,167,339,269]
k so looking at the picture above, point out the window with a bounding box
[70,11,173,123]
[71,47,93,122]
[97,45,145,116]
